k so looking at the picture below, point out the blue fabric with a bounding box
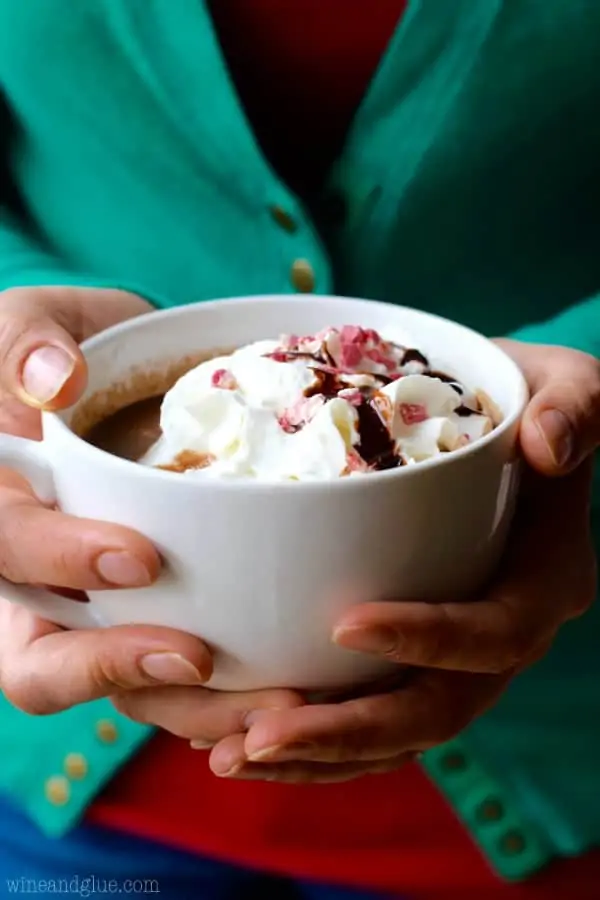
[0,795,399,900]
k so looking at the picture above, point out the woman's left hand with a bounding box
[209,341,599,783]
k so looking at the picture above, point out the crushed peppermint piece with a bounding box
[278,395,325,433]
[344,449,370,474]
[338,388,363,407]
[211,368,238,390]
[254,326,501,472]
[399,403,428,425]
[280,333,299,350]
[150,326,501,477]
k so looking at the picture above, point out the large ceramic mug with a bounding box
[0,296,528,691]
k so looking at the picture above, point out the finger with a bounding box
[209,734,413,782]
[0,601,213,714]
[241,670,508,764]
[219,759,411,784]
[0,468,160,589]
[498,340,600,474]
[333,464,596,674]
[0,286,152,411]
[0,292,87,410]
[112,685,304,742]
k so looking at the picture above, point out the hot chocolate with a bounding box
[84,395,163,461]
[82,326,501,479]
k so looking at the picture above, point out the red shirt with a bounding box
[87,3,600,895]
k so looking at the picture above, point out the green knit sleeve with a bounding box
[0,208,90,291]
[0,111,166,301]
[509,295,600,358]
[0,206,170,306]
[0,94,81,289]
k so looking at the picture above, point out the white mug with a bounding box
[0,296,528,691]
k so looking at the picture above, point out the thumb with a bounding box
[496,340,600,476]
[0,285,151,411]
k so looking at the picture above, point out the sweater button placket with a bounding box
[45,775,71,807]
[290,258,316,293]
[269,205,298,233]
[96,719,119,744]
[475,798,505,823]
[498,830,527,857]
[64,752,89,780]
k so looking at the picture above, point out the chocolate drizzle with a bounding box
[428,370,464,395]
[305,368,345,399]
[356,399,401,470]
[401,348,429,367]
[306,374,403,469]
[265,334,483,474]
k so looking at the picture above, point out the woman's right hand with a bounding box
[0,286,302,747]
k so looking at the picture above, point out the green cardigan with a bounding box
[0,0,599,882]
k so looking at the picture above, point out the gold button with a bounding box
[270,205,297,233]
[96,719,119,744]
[290,259,315,293]
[45,775,70,806]
[64,752,88,780]
[476,799,504,823]
[499,831,527,856]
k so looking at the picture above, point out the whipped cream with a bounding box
[141,326,498,481]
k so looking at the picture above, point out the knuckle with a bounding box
[89,651,132,693]
[87,635,144,693]
[0,494,38,583]
[487,601,536,673]
[53,537,90,587]
[410,605,457,668]
[346,695,402,758]
[0,301,34,376]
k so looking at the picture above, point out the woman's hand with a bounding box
[207,341,599,783]
[0,286,304,733]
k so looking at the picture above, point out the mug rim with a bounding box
[44,294,529,493]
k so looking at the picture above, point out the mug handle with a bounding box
[0,434,104,629]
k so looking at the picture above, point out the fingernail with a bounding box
[537,409,574,468]
[247,745,285,763]
[190,740,215,750]
[214,763,244,778]
[21,345,75,404]
[332,625,398,655]
[140,652,205,685]
[95,551,152,587]
[248,742,316,763]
